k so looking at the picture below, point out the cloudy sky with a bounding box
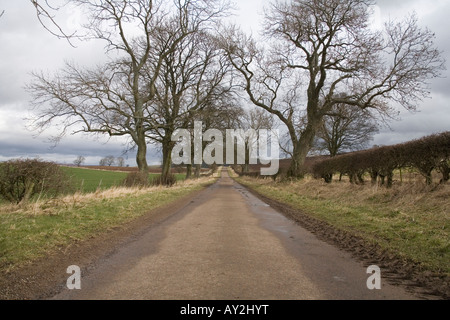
[0,0,449,166]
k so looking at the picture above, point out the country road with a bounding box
[51,168,418,300]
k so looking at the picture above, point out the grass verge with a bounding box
[234,175,449,277]
[0,176,216,273]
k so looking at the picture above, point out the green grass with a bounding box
[235,175,450,276]
[62,167,129,193]
[61,167,186,193]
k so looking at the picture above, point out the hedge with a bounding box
[312,131,450,187]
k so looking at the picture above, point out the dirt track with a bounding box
[50,168,426,300]
[1,168,445,300]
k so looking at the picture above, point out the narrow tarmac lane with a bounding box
[52,168,417,300]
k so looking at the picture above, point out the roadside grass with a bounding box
[0,175,216,273]
[234,174,450,276]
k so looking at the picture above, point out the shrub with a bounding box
[122,171,150,188]
[0,159,71,203]
[406,132,450,185]
[151,173,177,187]
[239,171,260,178]
[438,161,450,183]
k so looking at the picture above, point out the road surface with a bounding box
[52,168,418,300]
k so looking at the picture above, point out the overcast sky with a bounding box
[0,0,449,166]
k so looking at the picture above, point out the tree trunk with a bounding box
[186,164,192,180]
[136,138,149,173]
[194,164,201,178]
[161,140,174,186]
[370,170,378,185]
[439,162,449,183]
[243,140,250,174]
[287,123,317,178]
[135,110,149,173]
[386,170,394,188]
[21,180,35,204]
[357,172,365,185]
[421,169,433,186]
[349,173,356,184]
[323,173,333,183]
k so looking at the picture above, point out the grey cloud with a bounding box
[0,0,449,165]
[0,132,162,166]
[374,94,450,146]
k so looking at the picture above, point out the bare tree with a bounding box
[99,155,115,166]
[105,155,115,166]
[30,0,77,45]
[27,0,231,174]
[236,107,274,174]
[99,157,107,166]
[73,155,85,167]
[313,103,379,157]
[117,156,125,167]
[145,7,234,184]
[220,0,445,178]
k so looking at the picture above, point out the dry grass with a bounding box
[0,176,216,217]
[228,167,239,178]
[239,174,449,228]
[287,175,449,214]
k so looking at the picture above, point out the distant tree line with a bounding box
[73,155,126,167]
[312,132,450,187]
[98,156,126,167]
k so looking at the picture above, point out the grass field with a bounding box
[61,167,129,193]
[234,172,449,277]
[61,166,186,193]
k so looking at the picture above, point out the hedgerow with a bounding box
[312,132,450,187]
[0,158,71,203]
